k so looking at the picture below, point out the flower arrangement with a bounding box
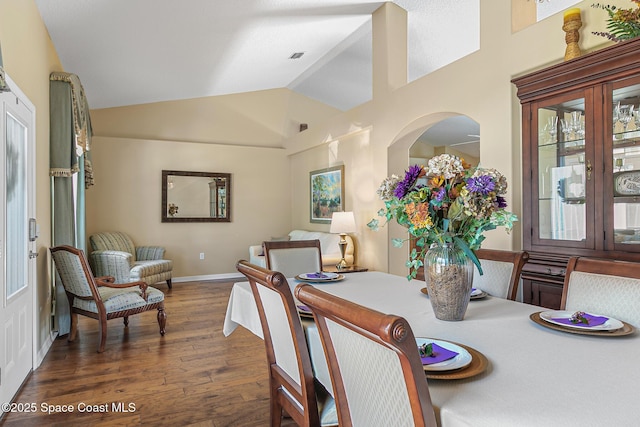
[591,1,640,41]
[368,154,517,280]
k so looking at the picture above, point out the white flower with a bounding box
[427,154,464,179]
[376,174,400,200]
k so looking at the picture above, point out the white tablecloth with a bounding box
[223,271,640,427]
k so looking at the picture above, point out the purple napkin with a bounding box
[297,304,311,313]
[419,343,459,365]
[551,312,609,328]
[306,272,329,279]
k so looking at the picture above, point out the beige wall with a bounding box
[86,137,290,279]
[0,0,63,356]
[90,88,341,146]
[88,90,344,279]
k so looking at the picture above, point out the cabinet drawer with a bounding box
[523,279,563,309]
[522,262,566,278]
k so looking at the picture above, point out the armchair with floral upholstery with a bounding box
[88,231,173,289]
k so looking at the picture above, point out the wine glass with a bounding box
[571,111,585,139]
[546,116,558,143]
[561,118,573,141]
[618,104,634,133]
[613,101,621,132]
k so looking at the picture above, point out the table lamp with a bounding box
[330,211,356,270]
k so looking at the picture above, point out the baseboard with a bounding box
[36,330,58,368]
[172,272,244,283]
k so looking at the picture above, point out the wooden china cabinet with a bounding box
[512,38,640,309]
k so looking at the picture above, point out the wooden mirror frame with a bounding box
[161,170,232,223]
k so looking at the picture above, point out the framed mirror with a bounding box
[162,170,231,222]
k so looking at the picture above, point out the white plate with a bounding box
[539,310,624,331]
[470,288,482,297]
[415,338,472,372]
[298,272,339,281]
[470,288,488,300]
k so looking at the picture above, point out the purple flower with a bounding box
[394,164,423,199]
[434,187,446,202]
[496,196,507,208]
[466,175,495,195]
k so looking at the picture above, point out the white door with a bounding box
[0,75,36,409]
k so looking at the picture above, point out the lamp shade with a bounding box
[330,211,356,234]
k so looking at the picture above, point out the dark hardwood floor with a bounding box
[0,280,287,427]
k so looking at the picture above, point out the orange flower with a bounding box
[429,176,444,188]
[405,202,433,229]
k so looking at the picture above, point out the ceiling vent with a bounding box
[289,52,305,59]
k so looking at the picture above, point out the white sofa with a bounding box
[249,229,354,269]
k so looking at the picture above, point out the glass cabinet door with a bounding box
[533,92,594,248]
[611,78,640,251]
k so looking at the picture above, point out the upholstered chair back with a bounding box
[90,231,137,261]
[295,283,437,427]
[562,256,640,328]
[264,240,323,278]
[236,260,337,426]
[51,248,96,298]
[473,249,529,301]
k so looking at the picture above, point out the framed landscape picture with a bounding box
[310,165,344,223]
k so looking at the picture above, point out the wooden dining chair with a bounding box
[561,256,640,327]
[263,239,323,278]
[473,249,529,300]
[235,260,337,427]
[294,283,438,427]
[50,245,166,353]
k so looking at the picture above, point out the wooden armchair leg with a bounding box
[166,279,172,290]
[123,316,129,327]
[157,306,167,335]
[98,318,108,353]
[68,313,79,343]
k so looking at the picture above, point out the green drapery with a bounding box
[0,42,10,93]
[49,73,93,335]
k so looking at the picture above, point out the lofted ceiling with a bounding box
[35,0,481,148]
[35,0,479,111]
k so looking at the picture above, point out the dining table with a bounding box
[223,271,639,427]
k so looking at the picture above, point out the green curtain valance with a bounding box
[49,72,94,188]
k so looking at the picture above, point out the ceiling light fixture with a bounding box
[289,52,305,59]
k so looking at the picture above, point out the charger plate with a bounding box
[530,311,635,337]
[420,339,488,380]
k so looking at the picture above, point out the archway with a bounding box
[385,113,480,277]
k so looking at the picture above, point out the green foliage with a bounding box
[592,2,640,41]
